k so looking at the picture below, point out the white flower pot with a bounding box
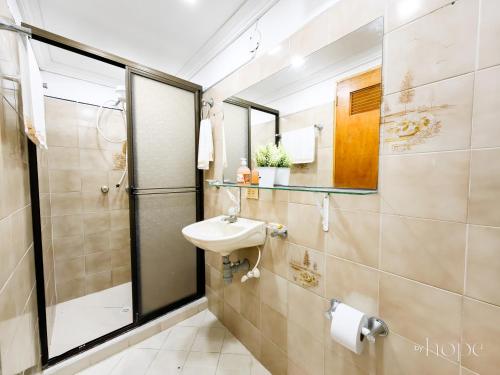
[275,167,290,186]
[257,167,276,188]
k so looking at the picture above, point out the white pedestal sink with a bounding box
[182,215,266,256]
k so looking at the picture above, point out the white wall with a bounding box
[41,71,122,107]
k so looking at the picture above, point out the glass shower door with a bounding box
[127,68,203,317]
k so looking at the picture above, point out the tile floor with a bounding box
[50,283,133,357]
[76,309,270,375]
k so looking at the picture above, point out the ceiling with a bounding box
[17,0,278,85]
[237,17,384,108]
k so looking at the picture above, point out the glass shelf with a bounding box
[207,180,377,195]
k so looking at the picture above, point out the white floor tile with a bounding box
[146,350,188,375]
[217,353,252,372]
[162,326,198,351]
[220,333,250,355]
[191,327,226,352]
[177,311,207,327]
[110,348,158,375]
[135,329,171,350]
[77,351,125,375]
[184,351,220,368]
[181,367,216,375]
[72,309,268,375]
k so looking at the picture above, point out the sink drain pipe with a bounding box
[222,256,249,284]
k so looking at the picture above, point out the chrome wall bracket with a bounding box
[325,298,389,344]
[315,193,329,232]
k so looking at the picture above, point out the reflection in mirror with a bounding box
[225,17,383,190]
[222,99,278,183]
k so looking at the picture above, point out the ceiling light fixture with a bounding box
[290,55,305,68]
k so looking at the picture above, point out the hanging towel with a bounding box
[18,36,47,148]
[197,118,214,170]
[221,117,228,168]
[281,126,315,164]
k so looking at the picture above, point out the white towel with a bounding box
[18,36,47,149]
[197,118,213,170]
[221,118,227,168]
[281,126,315,164]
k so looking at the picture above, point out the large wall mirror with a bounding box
[222,17,383,190]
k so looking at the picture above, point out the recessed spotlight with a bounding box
[290,55,305,68]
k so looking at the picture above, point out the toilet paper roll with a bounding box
[330,303,368,354]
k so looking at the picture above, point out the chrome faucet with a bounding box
[222,207,238,223]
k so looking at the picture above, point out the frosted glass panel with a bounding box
[132,74,196,188]
[223,102,248,182]
[136,192,198,314]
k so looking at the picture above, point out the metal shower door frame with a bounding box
[125,66,205,324]
[22,23,205,368]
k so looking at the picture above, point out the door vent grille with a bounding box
[350,83,381,115]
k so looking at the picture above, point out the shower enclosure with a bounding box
[25,24,204,367]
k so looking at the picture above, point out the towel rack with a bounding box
[0,19,31,37]
[276,123,324,139]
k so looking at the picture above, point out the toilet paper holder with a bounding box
[325,299,389,343]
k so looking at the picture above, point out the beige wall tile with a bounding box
[380,215,466,293]
[260,302,287,352]
[379,273,461,356]
[82,191,109,213]
[325,256,378,316]
[287,320,324,375]
[49,170,81,193]
[260,335,287,375]
[468,149,500,226]
[383,73,474,154]
[288,282,326,338]
[260,237,288,279]
[327,209,380,267]
[109,228,130,250]
[260,268,288,317]
[287,243,325,296]
[56,277,85,302]
[462,298,500,374]
[378,332,459,375]
[471,66,500,148]
[111,249,131,268]
[55,257,85,282]
[466,225,500,306]
[380,151,469,222]
[53,235,84,261]
[240,290,260,329]
[478,0,500,69]
[288,203,326,251]
[385,0,451,32]
[325,346,368,375]
[48,147,80,170]
[224,281,241,313]
[85,271,112,294]
[85,251,112,274]
[110,209,130,229]
[84,231,110,253]
[51,192,82,216]
[384,0,478,94]
[46,122,78,147]
[80,149,114,170]
[83,212,110,235]
[81,170,108,192]
[112,266,131,286]
[51,214,82,238]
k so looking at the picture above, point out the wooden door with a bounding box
[334,67,381,189]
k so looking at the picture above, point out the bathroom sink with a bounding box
[182,215,266,256]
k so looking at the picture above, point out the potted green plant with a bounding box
[255,143,279,187]
[275,144,292,186]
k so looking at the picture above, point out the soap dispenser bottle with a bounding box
[236,158,251,184]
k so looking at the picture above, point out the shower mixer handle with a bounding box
[101,185,109,194]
